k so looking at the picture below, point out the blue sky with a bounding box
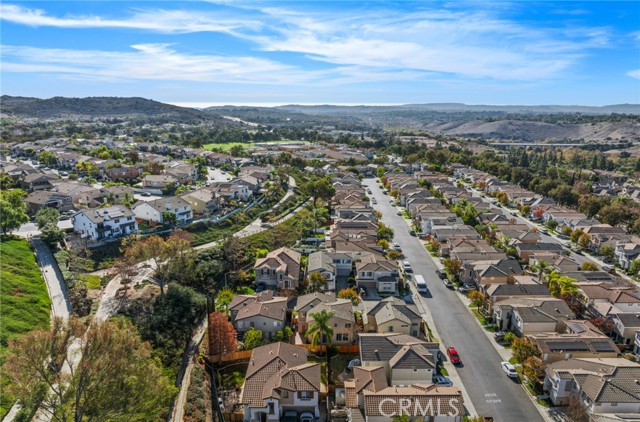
[1,1,638,106]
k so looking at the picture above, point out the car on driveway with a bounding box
[432,375,453,387]
[446,347,461,365]
[256,282,267,293]
[501,361,518,378]
[358,287,367,298]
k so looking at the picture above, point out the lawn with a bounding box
[202,142,253,152]
[0,238,51,417]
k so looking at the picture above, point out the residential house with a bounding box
[615,238,640,271]
[20,173,59,192]
[529,253,581,273]
[365,297,422,337]
[483,282,551,315]
[611,313,640,346]
[72,205,138,241]
[165,161,198,184]
[528,320,618,364]
[52,182,105,208]
[25,190,73,215]
[359,333,437,387]
[102,185,135,205]
[471,259,523,287]
[255,247,302,290]
[515,243,564,264]
[214,181,252,204]
[180,188,219,216]
[229,291,288,340]
[544,358,640,414]
[132,196,193,225]
[355,254,400,293]
[304,299,355,345]
[294,292,337,335]
[240,342,321,422]
[142,174,179,189]
[493,297,575,336]
[105,164,143,181]
[307,251,353,291]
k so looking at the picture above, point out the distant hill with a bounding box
[0,96,211,120]
[276,103,640,115]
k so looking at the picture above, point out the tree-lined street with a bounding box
[363,178,545,422]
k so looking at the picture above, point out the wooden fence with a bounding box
[209,344,360,363]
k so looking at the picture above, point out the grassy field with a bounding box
[202,142,252,151]
[0,237,51,417]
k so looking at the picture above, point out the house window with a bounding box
[336,333,349,342]
[334,323,338,328]
[268,403,275,414]
[263,321,267,326]
[388,326,394,332]
[298,391,312,400]
[345,323,351,328]
[282,391,289,398]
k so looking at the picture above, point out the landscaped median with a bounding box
[0,237,51,418]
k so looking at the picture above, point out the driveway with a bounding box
[363,179,545,422]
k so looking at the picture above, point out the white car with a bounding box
[432,375,453,387]
[501,361,518,378]
[393,243,401,251]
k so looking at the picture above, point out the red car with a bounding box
[447,347,461,365]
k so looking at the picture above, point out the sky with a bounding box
[1,1,639,106]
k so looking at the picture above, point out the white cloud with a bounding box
[627,69,640,80]
[0,3,616,83]
[0,4,259,34]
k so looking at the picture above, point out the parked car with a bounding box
[141,192,151,197]
[260,223,273,229]
[443,278,454,289]
[397,211,402,215]
[501,361,518,378]
[358,287,367,298]
[403,261,412,273]
[539,228,549,234]
[372,198,377,204]
[446,347,461,365]
[409,230,416,237]
[256,282,267,293]
[494,331,506,342]
[432,375,453,387]
[602,265,616,274]
[436,269,446,279]
[299,413,314,422]
[393,242,401,251]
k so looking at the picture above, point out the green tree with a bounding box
[547,271,579,297]
[512,337,540,363]
[376,166,385,178]
[580,262,598,271]
[530,260,551,280]
[308,272,328,292]
[3,317,176,422]
[0,189,29,234]
[162,211,178,227]
[306,310,335,347]
[216,288,236,312]
[0,172,15,189]
[376,223,395,242]
[468,290,485,308]
[546,219,559,231]
[37,150,57,166]
[301,177,336,207]
[35,207,60,229]
[273,326,294,342]
[338,287,361,306]
[629,259,640,276]
[443,258,462,282]
[243,327,264,350]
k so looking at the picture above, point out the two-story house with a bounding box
[240,342,321,422]
[255,247,302,290]
[229,291,288,340]
[544,358,640,415]
[132,197,193,225]
[304,299,355,345]
[72,205,138,241]
[355,254,399,294]
[307,251,353,291]
[365,297,422,338]
[180,188,219,216]
[493,297,575,336]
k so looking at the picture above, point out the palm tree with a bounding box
[305,310,335,347]
[530,260,551,281]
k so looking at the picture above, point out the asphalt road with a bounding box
[363,179,544,422]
